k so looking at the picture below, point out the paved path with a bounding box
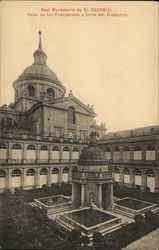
[123,228,159,250]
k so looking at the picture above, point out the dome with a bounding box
[78,132,106,165]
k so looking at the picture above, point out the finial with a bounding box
[38,30,42,50]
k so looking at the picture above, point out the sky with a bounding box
[0,1,158,132]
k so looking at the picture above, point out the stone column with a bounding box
[130,169,134,187]
[81,184,85,207]
[22,168,27,189]
[58,167,63,184]
[141,170,147,191]
[36,145,40,163]
[70,147,73,162]
[23,144,27,162]
[48,168,52,187]
[8,143,12,162]
[6,168,12,189]
[48,145,52,162]
[35,168,40,188]
[60,146,63,163]
[107,183,113,210]
[119,168,124,184]
[98,184,102,208]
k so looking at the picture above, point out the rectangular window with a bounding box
[55,129,61,138]
[68,131,74,139]
[80,132,86,140]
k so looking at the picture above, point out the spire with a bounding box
[38,30,42,50]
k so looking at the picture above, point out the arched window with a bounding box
[146,145,155,151]
[73,147,78,152]
[146,169,155,177]
[26,168,35,176]
[68,106,75,124]
[40,145,48,151]
[134,146,141,151]
[47,88,55,97]
[124,146,130,151]
[63,146,69,152]
[27,85,35,97]
[134,168,141,176]
[105,148,110,152]
[72,166,77,171]
[52,146,59,151]
[114,146,120,152]
[0,143,6,149]
[27,145,36,150]
[0,118,17,129]
[12,144,22,149]
[0,170,6,177]
[40,168,48,175]
[114,167,119,173]
[63,167,69,173]
[124,168,130,174]
[52,168,59,174]
[11,169,21,176]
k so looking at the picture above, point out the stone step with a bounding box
[113,208,134,218]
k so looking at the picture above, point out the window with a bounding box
[73,147,78,152]
[146,169,155,177]
[124,146,130,151]
[26,169,35,176]
[114,146,120,152]
[134,169,141,176]
[134,146,141,151]
[40,145,48,151]
[0,143,6,149]
[55,129,61,138]
[52,168,59,174]
[63,167,69,173]
[80,132,86,140]
[124,168,130,175]
[68,106,75,124]
[47,88,55,97]
[12,169,21,177]
[27,85,35,97]
[27,145,36,150]
[40,168,48,175]
[0,170,6,177]
[63,147,69,151]
[68,131,74,139]
[114,167,119,173]
[146,145,155,151]
[0,118,17,129]
[105,148,110,152]
[12,144,22,149]
[52,146,59,151]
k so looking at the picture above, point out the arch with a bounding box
[0,118,17,129]
[27,144,36,150]
[11,169,21,176]
[40,145,48,151]
[0,143,6,149]
[47,88,55,97]
[27,85,35,97]
[114,167,120,173]
[63,167,69,173]
[40,168,48,175]
[124,146,130,151]
[12,144,22,149]
[26,168,35,176]
[134,168,142,186]
[73,147,79,152]
[72,166,77,171]
[134,168,141,175]
[0,170,6,177]
[146,169,155,177]
[68,106,75,124]
[134,145,141,151]
[146,145,155,151]
[105,148,110,152]
[63,146,69,151]
[52,168,59,174]
[52,146,60,151]
[62,167,69,183]
[123,168,130,174]
[114,146,120,152]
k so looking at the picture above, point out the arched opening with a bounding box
[40,145,48,160]
[123,168,130,184]
[0,143,7,160]
[12,144,22,160]
[11,169,21,188]
[134,145,142,160]
[27,85,35,97]
[26,145,36,160]
[52,146,60,160]
[47,88,55,97]
[0,118,17,129]
[62,147,70,160]
[123,146,130,160]
[26,168,35,187]
[40,168,48,187]
[52,168,59,184]
[68,106,75,124]
[114,167,120,182]
[146,145,155,161]
[146,169,155,192]
[105,148,111,160]
[134,168,141,186]
[72,147,79,160]
[0,170,6,190]
[72,166,78,172]
[62,167,69,183]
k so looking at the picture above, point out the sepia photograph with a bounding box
[0,1,158,249]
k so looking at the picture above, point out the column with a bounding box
[141,170,147,191]
[6,168,12,189]
[8,142,12,162]
[105,183,113,210]
[81,184,85,207]
[119,168,124,184]
[155,171,159,193]
[48,168,52,187]
[130,169,134,187]
[36,145,40,163]
[58,167,63,184]
[70,147,73,162]
[23,144,27,162]
[68,168,72,183]
[130,145,133,162]
[35,168,40,188]
[22,168,27,189]
[60,146,63,163]
[48,145,52,162]
[98,184,102,208]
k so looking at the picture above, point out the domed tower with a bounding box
[13,31,66,106]
[72,132,113,210]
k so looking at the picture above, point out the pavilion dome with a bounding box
[78,132,106,165]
